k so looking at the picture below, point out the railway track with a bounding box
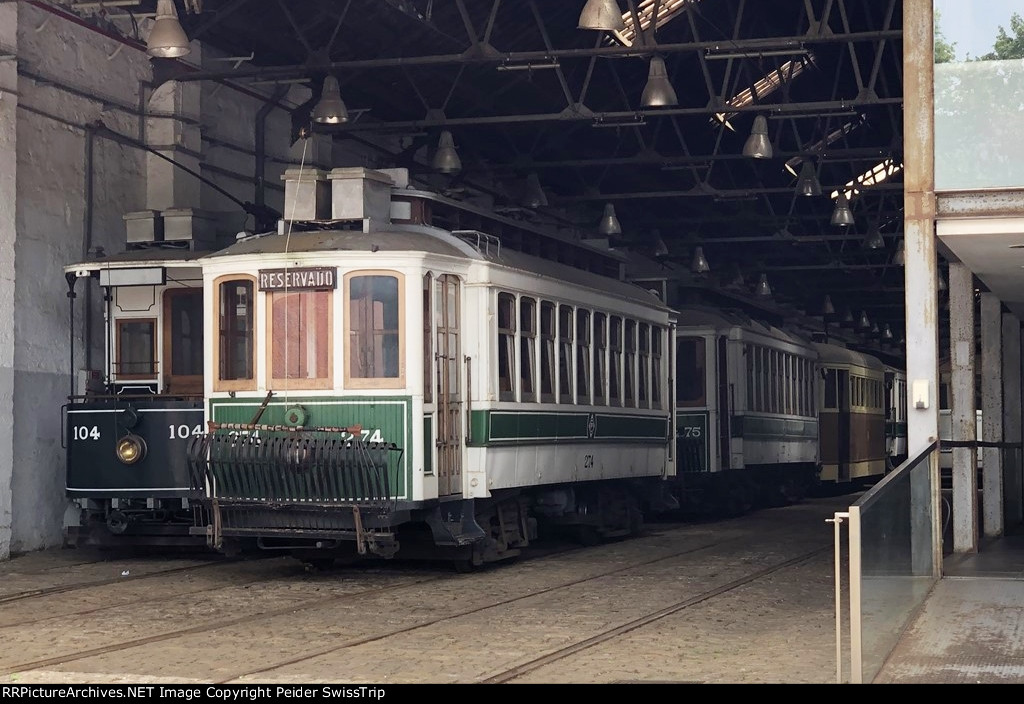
[0,529,735,678]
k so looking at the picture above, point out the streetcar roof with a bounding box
[207,226,671,311]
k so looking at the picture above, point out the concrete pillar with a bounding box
[146,74,202,210]
[948,263,977,553]
[980,293,1003,538]
[0,1,16,560]
[1002,313,1022,525]
[903,0,941,577]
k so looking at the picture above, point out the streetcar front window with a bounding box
[675,337,706,407]
[216,278,255,389]
[116,319,156,378]
[348,273,403,387]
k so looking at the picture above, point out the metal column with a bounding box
[948,263,977,553]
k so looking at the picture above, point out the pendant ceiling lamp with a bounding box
[691,246,710,274]
[641,56,678,108]
[743,115,773,159]
[521,172,548,208]
[431,130,462,174]
[795,160,822,196]
[754,273,772,298]
[893,239,906,266]
[578,0,625,31]
[597,203,622,236]
[862,224,884,250]
[831,192,855,227]
[311,76,349,125]
[822,295,835,317]
[147,0,191,58]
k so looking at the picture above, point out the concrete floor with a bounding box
[874,531,1024,683]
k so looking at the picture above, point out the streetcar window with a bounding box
[498,292,516,401]
[651,327,663,410]
[423,274,433,404]
[576,310,591,404]
[609,315,622,407]
[435,274,460,398]
[270,290,331,389]
[675,337,706,408]
[347,273,402,387]
[520,297,537,402]
[594,313,607,406]
[624,320,636,408]
[638,323,650,409]
[540,301,556,403]
[823,368,838,409]
[116,318,156,378]
[164,288,204,394]
[216,277,254,390]
[558,306,574,404]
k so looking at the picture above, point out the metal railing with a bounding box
[831,439,940,684]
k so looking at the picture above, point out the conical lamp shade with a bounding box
[862,225,884,249]
[858,311,871,329]
[147,0,191,58]
[796,161,822,196]
[743,115,773,159]
[432,130,462,174]
[754,273,772,297]
[691,246,710,274]
[938,270,948,291]
[653,236,669,259]
[641,56,678,107]
[831,192,855,227]
[578,0,625,30]
[883,324,894,340]
[725,263,745,289]
[312,76,349,124]
[893,240,906,266]
[822,295,835,317]
[597,203,622,236]
[521,172,548,208]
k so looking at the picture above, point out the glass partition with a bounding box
[934,1,1024,190]
[847,441,939,683]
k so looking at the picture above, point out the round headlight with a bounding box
[116,434,147,465]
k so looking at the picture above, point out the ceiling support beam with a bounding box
[161,30,903,83]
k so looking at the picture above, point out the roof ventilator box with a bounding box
[281,168,331,221]
[160,208,218,249]
[328,167,394,232]
[123,210,164,244]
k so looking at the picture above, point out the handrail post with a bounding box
[828,512,850,684]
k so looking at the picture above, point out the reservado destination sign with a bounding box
[258,267,337,291]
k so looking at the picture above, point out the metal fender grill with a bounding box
[188,423,402,556]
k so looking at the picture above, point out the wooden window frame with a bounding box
[651,326,663,410]
[114,317,157,380]
[162,287,204,394]
[267,288,334,391]
[213,274,257,392]
[344,270,405,390]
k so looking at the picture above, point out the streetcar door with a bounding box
[162,288,204,394]
[837,369,851,481]
[435,275,462,496]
